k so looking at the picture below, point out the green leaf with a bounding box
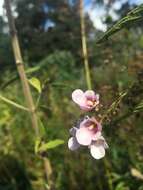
[97,4,143,43]
[115,182,127,190]
[29,77,42,93]
[134,100,143,112]
[44,183,50,190]
[39,139,64,152]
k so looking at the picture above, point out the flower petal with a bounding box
[84,90,96,101]
[72,89,86,106]
[76,127,93,146]
[97,136,109,149]
[68,137,80,151]
[92,131,102,141]
[69,127,77,136]
[95,94,100,101]
[90,143,105,159]
[90,117,102,131]
[80,117,94,128]
[104,141,109,149]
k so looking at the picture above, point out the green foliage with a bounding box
[0,25,15,75]
[97,4,143,43]
[0,154,32,190]
[15,0,93,63]
[38,139,64,152]
[0,1,143,190]
[28,77,42,93]
[35,138,64,154]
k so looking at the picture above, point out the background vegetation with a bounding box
[0,0,143,190]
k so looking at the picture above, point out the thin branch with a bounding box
[0,94,29,111]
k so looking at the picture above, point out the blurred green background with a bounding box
[0,0,143,190]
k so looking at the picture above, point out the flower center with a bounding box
[87,100,94,106]
[88,124,96,130]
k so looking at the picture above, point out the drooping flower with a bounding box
[72,89,99,111]
[68,116,108,159]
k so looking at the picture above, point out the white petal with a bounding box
[92,131,102,141]
[68,137,80,151]
[72,89,86,105]
[84,90,95,97]
[97,136,109,149]
[90,143,105,159]
[98,136,105,141]
[95,94,100,101]
[104,141,109,149]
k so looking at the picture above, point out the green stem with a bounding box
[79,0,92,90]
[0,94,29,111]
[4,0,39,136]
[36,93,42,108]
[4,1,53,188]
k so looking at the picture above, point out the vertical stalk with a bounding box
[79,3,112,189]
[4,0,39,137]
[4,0,53,189]
[43,157,54,189]
[79,0,92,90]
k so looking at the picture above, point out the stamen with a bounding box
[87,100,94,106]
[89,124,95,130]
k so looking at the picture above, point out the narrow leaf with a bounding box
[97,4,143,43]
[39,139,64,152]
[0,94,29,111]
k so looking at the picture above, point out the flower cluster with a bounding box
[68,89,108,159]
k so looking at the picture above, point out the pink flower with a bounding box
[72,89,99,111]
[68,116,108,159]
[76,116,102,146]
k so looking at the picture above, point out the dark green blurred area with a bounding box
[0,0,143,190]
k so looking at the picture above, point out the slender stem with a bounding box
[0,94,29,111]
[36,93,42,108]
[43,158,54,189]
[4,0,39,136]
[4,0,53,188]
[79,0,92,90]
